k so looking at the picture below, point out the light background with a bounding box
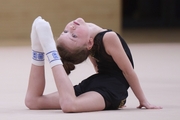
[0,0,180,120]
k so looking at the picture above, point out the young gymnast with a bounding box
[25,16,162,113]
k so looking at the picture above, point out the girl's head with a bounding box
[56,18,94,74]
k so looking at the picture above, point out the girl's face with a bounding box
[57,18,92,52]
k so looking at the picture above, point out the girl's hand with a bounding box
[137,101,162,109]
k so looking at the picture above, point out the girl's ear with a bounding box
[87,37,94,50]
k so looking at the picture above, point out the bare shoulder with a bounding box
[103,31,118,41]
[103,31,133,72]
[103,31,123,55]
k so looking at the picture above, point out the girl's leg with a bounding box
[25,65,60,109]
[25,17,60,110]
[35,17,105,112]
[52,65,106,112]
[25,64,105,111]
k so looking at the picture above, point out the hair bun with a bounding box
[63,61,75,75]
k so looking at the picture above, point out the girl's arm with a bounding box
[103,32,162,109]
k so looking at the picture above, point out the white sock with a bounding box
[35,18,62,68]
[31,16,44,66]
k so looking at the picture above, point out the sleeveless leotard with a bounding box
[74,30,134,110]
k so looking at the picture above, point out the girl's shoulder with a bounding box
[102,31,122,55]
[103,30,117,39]
[94,29,114,38]
[103,30,119,44]
[94,29,119,42]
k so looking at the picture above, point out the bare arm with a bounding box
[103,32,162,109]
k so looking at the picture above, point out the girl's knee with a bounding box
[25,96,40,110]
[60,100,77,113]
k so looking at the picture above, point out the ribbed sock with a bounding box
[31,16,44,66]
[35,17,62,68]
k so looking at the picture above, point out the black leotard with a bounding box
[74,30,134,110]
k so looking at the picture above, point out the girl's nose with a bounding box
[70,25,76,30]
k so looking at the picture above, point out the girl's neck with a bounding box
[87,23,106,39]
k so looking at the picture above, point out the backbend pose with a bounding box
[25,16,162,113]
